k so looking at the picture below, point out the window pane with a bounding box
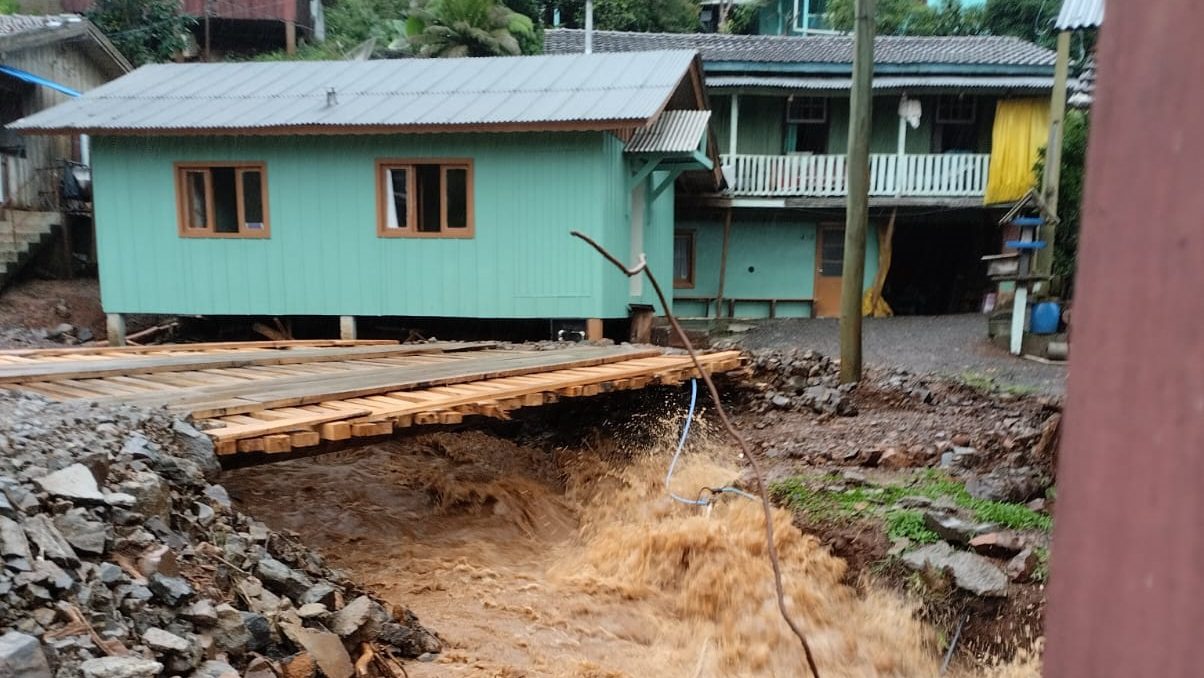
[673,233,692,281]
[241,170,265,230]
[185,171,207,229]
[416,164,441,233]
[445,167,468,229]
[385,167,408,229]
[211,167,238,234]
[820,226,844,276]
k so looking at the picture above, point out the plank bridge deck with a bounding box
[0,339,744,461]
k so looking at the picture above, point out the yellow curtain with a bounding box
[862,208,895,317]
[984,98,1050,205]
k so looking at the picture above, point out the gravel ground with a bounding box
[728,314,1067,395]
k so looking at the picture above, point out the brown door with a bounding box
[814,223,845,318]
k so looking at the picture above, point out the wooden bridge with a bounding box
[0,340,743,462]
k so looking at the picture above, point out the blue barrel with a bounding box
[1031,301,1061,335]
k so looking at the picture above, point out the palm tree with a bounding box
[396,0,538,57]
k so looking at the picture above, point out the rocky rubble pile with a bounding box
[742,348,856,416]
[0,392,438,678]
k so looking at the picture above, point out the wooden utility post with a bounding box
[839,0,874,384]
[1036,30,1072,283]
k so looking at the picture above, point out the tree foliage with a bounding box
[981,0,1058,48]
[827,0,984,36]
[552,0,700,32]
[1037,109,1090,290]
[0,0,18,15]
[399,0,539,56]
[88,0,196,65]
[325,0,410,48]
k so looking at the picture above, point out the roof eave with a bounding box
[703,61,1057,76]
[9,118,656,137]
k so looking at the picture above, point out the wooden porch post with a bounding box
[106,313,126,347]
[728,94,740,158]
[715,206,733,318]
[1036,30,1072,285]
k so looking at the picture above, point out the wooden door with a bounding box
[813,223,845,318]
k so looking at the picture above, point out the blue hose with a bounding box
[665,379,757,506]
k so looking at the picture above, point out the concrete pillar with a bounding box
[106,313,126,347]
[339,315,357,341]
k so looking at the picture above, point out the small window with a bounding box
[820,224,844,277]
[936,96,977,124]
[673,230,695,288]
[378,159,474,238]
[175,163,269,238]
[787,96,827,124]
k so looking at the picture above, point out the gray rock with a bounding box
[97,562,125,585]
[118,472,171,522]
[257,557,313,599]
[330,595,390,644]
[79,656,163,678]
[1,483,38,513]
[23,514,77,566]
[1,515,33,569]
[0,491,14,519]
[102,492,137,508]
[281,623,353,678]
[147,572,194,606]
[923,511,996,545]
[297,603,328,619]
[172,420,222,478]
[0,630,52,678]
[1006,548,1039,582]
[53,509,107,555]
[182,599,218,625]
[240,611,273,652]
[143,627,190,653]
[902,542,1009,597]
[194,660,239,678]
[35,463,106,503]
[895,495,934,509]
[194,502,215,527]
[202,485,231,510]
[211,603,251,655]
[966,467,1045,503]
[300,581,338,607]
[770,394,792,409]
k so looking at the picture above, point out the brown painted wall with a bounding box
[1043,3,1204,676]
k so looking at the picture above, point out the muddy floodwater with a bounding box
[224,430,946,677]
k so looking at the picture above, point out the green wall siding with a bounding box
[93,133,664,319]
[675,211,879,319]
[711,95,785,155]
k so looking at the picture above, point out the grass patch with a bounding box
[771,469,1052,534]
[884,509,940,544]
[1032,547,1051,583]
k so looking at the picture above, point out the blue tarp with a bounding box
[0,65,80,97]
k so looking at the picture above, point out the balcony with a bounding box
[721,153,991,198]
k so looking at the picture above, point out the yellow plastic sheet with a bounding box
[984,98,1050,204]
[862,209,895,317]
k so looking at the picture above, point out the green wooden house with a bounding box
[10,51,717,342]
[547,30,1057,318]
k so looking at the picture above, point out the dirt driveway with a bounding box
[728,314,1067,395]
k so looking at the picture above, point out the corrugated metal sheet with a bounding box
[10,51,699,134]
[1055,0,1105,30]
[706,75,1056,91]
[625,110,710,153]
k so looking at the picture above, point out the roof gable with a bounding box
[0,15,131,77]
[10,51,703,136]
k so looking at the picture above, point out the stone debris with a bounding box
[966,466,1046,503]
[0,391,439,677]
[743,348,858,416]
[902,541,1009,597]
[968,531,1026,559]
[923,510,997,545]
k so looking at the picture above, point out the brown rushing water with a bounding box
[223,430,954,677]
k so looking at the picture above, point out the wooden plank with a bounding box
[290,431,321,448]
[161,346,665,419]
[0,342,494,385]
[318,421,351,441]
[237,437,267,453]
[207,406,373,443]
[0,339,403,358]
[263,434,292,454]
[350,421,392,437]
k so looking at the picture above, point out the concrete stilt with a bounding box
[339,315,357,341]
[106,313,126,347]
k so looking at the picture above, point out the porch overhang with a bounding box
[624,109,720,194]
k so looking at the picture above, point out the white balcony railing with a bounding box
[721,153,991,198]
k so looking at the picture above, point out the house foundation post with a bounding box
[106,313,126,347]
[339,315,357,340]
[585,318,604,342]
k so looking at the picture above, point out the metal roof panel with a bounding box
[626,110,711,153]
[1055,0,1105,30]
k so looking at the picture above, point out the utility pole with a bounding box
[1036,29,1072,287]
[204,0,212,62]
[838,0,875,384]
[584,0,593,53]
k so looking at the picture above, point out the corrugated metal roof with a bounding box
[1055,0,1105,30]
[0,14,82,36]
[707,75,1057,91]
[545,29,1055,68]
[625,110,710,153]
[9,51,699,134]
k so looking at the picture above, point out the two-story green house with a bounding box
[10,51,718,342]
[547,30,1055,318]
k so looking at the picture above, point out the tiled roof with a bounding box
[10,51,700,134]
[1055,0,1105,30]
[0,14,83,37]
[545,29,1055,68]
[707,75,1056,92]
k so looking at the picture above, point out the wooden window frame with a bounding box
[174,162,270,239]
[787,96,828,124]
[673,229,696,289]
[376,158,475,239]
[936,95,977,125]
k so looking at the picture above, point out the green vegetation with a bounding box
[1032,546,1051,583]
[88,0,196,66]
[400,0,540,57]
[551,0,700,33]
[1037,109,1091,291]
[826,0,1063,47]
[772,469,1052,534]
[957,371,1038,397]
[0,0,18,15]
